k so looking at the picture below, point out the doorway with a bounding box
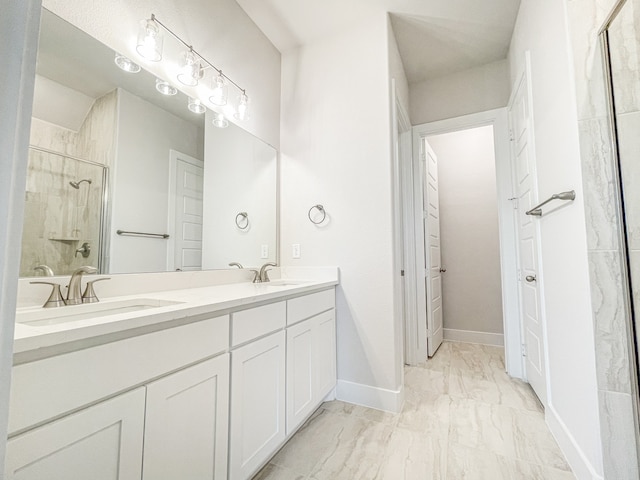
[408,109,524,380]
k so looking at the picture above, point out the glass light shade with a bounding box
[209,73,228,106]
[234,92,250,121]
[114,53,141,73]
[177,50,204,86]
[212,112,229,128]
[155,78,177,96]
[188,97,206,114]
[136,18,163,61]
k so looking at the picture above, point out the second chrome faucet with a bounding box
[251,262,277,283]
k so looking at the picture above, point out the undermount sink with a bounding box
[259,280,308,287]
[16,298,184,327]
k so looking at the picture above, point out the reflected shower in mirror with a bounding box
[21,8,277,277]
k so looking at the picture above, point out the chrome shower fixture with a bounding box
[69,179,92,189]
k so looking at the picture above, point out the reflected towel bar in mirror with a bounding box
[116,230,170,239]
[525,190,576,216]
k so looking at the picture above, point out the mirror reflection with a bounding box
[20,8,277,277]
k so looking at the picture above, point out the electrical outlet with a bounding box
[261,244,268,259]
[292,243,301,259]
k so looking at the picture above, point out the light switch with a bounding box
[261,244,268,259]
[292,243,301,259]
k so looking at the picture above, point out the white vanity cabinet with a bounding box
[229,303,287,480]
[5,388,146,480]
[142,354,230,480]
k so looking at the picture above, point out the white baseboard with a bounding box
[336,379,404,413]
[444,328,504,346]
[546,404,604,480]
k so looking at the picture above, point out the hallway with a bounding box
[254,341,574,479]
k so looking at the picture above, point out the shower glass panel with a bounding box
[20,148,107,277]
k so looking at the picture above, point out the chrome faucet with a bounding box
[66,266,97,305]
[258,262,277,283]
[33,264,54,276]
[228,262,243,269]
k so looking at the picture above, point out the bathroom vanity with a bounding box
[5,270,338,480]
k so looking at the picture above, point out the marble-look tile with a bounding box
[396,389,451,433]
[617,111,640,250]
[577,117,620,250]
[449,398,569,471]
[404,366,449,394]
[320,400,399,426]
[253,463,307,480]
[599,390,640,479]
[588,251,632,393]
[447,443,575,480]
[608,2,640,115]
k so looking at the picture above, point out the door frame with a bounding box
[166,149,204,271]
[412,108,523,378]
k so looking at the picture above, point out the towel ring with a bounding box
[308,204,326,225]
[235,212,249,230]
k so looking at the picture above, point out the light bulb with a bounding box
[136,18,163,61]
[188,97,206,114]
[209,73,228,106]
[234,92,249,121]
[155,78,177,96]
[114,53,141,73]
[177,50,203,86]
[212,112,229,128]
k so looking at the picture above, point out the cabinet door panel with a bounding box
[5,388,145,480]
[286,319,315,434]
[143,354,230,480]
[315,310,337,399]
[230,331,285,480]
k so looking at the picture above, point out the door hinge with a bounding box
[508,197,518,209]
[521,343,527,357]
[509,129,515,142]
[517,269,522,281]
[400,270,405,277]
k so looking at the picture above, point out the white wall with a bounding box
[202,112,277,269]
[410,59,510,125]
[42,0,281,149]
[110,89,203,274]
[280,14,404,410]
[427,126,504,337]
[509,0,603,477]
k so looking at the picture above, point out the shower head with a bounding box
[69,179,92,189]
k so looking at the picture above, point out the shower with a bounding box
[69,179,92,189]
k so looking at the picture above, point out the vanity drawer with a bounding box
[231,301,286,347]
[8,314,229,435]
[287,289,335,325]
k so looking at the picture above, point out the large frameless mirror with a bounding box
[20,8,278,277]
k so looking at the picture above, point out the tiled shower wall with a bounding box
[21,89,117,277]
[566,0,640,477]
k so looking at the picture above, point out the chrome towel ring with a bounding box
[235,212,249,230]
[308,204,326,225]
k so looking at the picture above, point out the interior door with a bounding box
[422,139,444,356]
[509,70,547,405]
[172,152,204,271]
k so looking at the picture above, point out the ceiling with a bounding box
[235,0,521,84]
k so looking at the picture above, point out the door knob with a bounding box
[439,267,446,273]
[525,275,536,283]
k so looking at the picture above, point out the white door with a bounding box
[230,331,286,479]
[169,150,204,271]
[5,388,145,480]
[509,69,547,405]
[422,139,444,356]
[143,354,230,480]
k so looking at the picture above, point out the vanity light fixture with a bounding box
[210,73,228,106]
[188,97,206,114]
[137,14,250,121]
[136,16,163,61]
[234,91,250,121]
[114,53,141,73]
[155,78,177,96]
[177,48,204,86]
[212,112,229,128]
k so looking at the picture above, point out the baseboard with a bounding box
[546,404,604,480]
[336,379,404,413]
[444,328,504,346]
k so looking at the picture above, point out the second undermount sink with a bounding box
[16,298,184,327]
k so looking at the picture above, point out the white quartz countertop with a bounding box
[13,276,338,356]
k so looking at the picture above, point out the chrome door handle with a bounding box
[525,275,536,283]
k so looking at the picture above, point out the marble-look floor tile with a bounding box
[397,389,451,433]
[321,400,399,426]
[404,366,449,394]
[253,463,308,480]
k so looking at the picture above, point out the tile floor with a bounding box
[253,341,575,480]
